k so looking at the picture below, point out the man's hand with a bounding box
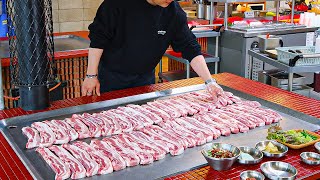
[205,79,223,103]
[82,77,101,96]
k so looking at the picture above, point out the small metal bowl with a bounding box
[260,161,297,180]
[300,152,320,165]
[201,143,241,171]
[240,170,265,180]
[255,140,288,158]
[238,146,263,164]
[315,142,320,153]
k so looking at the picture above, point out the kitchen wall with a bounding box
[52,0,103,32]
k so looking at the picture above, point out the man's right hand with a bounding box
[81,77,101,96]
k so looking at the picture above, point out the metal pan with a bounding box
[300,152,320,165]
[255,140,288,158]
[260,161,297,180]
[238,146,263,164]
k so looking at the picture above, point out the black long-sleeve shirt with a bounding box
[89,0,201,75]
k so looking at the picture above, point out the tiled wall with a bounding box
[52,0,103,32]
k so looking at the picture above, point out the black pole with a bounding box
[14,0,49,110]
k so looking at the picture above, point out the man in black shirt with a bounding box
[82,0,223,101]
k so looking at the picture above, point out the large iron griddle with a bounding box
[1,84,319,180]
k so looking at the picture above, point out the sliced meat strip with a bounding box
[97,112,122,135]
[117,106,154,126]
[90,139,126,171]
[167,98,198,115]
[174,118,213,142]
[109,109,144,130]
[101,110,133,133]
[31,122,56,147]
[51,120,79,141]
[205,113,240,134]
[36,147,70,180]
[86,113,113,136]
[49,145,86,179]
[126,104,162,124]
[147,101,181,118]
[103,137,140,167]
[158,99,188,116]
[141,128,184,156]
[173,97,207,114]
[113,136,154,165]
[224,92,242,103]
[72,114,101,138]
[65,118,90,139]
[211,111,250,133]
[214,109,256,129]
[130,131,170,154]
[158,122,198,147]
[179,117,219,141]
[22,127,40,149]
[162,121,206,146]
[119,133,166,161]
[72,141,113,175]
[141,104,171,120]
[220,107,266,126]
[62,144,99,177]
[180,94,214,111]
[43,120,69,144]
[195,114,231,136]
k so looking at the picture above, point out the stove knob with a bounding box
[251,41,259,50]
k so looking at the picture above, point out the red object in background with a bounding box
[273,14,300,21]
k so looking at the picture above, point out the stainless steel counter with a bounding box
[1,84,319,180]
[0,35,89,58]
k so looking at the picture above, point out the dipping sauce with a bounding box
[307,157,320,161]
[207,148,234,158]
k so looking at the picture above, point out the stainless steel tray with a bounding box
[1,84,319,180]
[0,35,89,58]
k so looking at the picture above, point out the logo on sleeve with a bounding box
[157,30,166,35]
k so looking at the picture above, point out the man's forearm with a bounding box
[190,55,213,82]
[86,48,104,75]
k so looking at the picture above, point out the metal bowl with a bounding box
[260,161,297,180]
[255,140,288,158]
[201,143,241,171]
[315,142,320,153]
[238,146,263,164]
[300,152,320,165]
[240,170,265,180]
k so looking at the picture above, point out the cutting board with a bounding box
[265,50,278,59]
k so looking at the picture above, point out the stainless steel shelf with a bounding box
[193,31,220,38]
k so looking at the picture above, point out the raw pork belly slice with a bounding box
[173,97,207,114]
[141,128,184,156]
[224,92,242,103]
[72,141,113,174]
[195,114,231,136]
[130,131,170,153]
[65,118,90,139]
[119,133,166,161]
[126,104,162,124]
[205,113,240,134]
[22,127,40,149]
[31,122,56,147]
[180,94,213,111]
[43,120,69,144]
[49,145,86,179]
[178,117,219,141]
[98,113,122,135]
[113,136,154,165]
[211,111,250,133]
[158,99,188,117]
[62,144,99,177]
[51,120,79,141]
[99,111,127,134]
[109,109,144,130]
[72,114,101,137]
[214,109,256,129]
[36,147,70,180]
[167,98,198,115]
[220,107,266,126]
[101,111,133,133]
[147,101,181,118]
[141,104,171,120]
[103,137,140,167]
[260,109,282,122]
[86,113,113,136]
[117,106,154,126]
[90,139,126,171]
[239,101,261,107]
[162,121,206,146]
[158,122,197,147]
